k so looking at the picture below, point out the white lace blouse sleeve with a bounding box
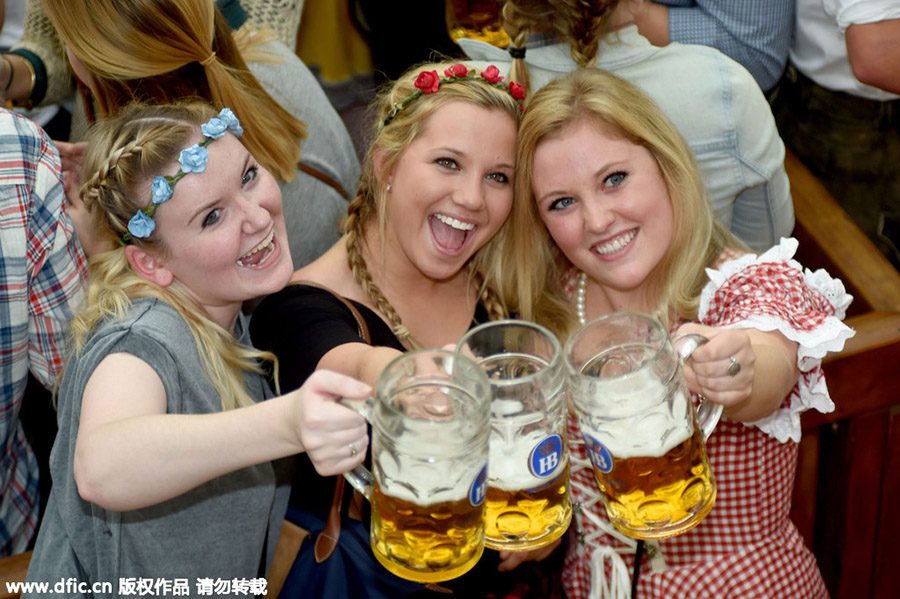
[697,238,856,443]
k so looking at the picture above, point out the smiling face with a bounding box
[378,100,516,282]
[146,133,293,325]
[532,118,674,308]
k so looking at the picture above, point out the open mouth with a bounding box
[592,229,637,256]
[430,213,476,253]
[236,229,276,267]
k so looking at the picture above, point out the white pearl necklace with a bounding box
[576,271,588,325]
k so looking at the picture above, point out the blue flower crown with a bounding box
[121,108,244,244]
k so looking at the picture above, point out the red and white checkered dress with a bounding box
[563,239,854,599]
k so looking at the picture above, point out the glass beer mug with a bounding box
[445,0,511,48]
[564,312,721,540]
[457,320,572,551]
[342,349,491,582]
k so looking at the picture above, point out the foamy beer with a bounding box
[564,312,722,540]
[445,0,511,47]
[458,320,572,551]
[342,350,491,582]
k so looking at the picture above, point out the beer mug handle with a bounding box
[673,333,723,440]
[338,396,376,500]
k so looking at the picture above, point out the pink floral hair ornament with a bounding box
[121,108,243,244]
[378,64,525,134]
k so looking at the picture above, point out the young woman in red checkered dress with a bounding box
[486,68,854,598]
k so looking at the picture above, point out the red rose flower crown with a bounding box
[379,64,525,133]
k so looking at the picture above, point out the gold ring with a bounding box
[727,356,741,377]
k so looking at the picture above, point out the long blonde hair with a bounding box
[501,0,620,94]
[69,102,277,410]
[493,68,743,339]
[43,0,305,183]
[344,61,523,342]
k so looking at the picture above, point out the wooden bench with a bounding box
[785,148,900,599]
[0,550,31,599]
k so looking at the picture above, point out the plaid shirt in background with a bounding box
[0,108,87,556]
[657,0,793,92]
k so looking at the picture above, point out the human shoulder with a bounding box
[87,298,191,352]
[0,108,60,180]
[244,39,339,123]
[290,240,364,301]
[825,0,900,29]
[62,299,188,415]
[700,239,854,330]
[661,38,759,87]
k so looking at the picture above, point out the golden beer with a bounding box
[484,464,572,550]
[445,0,511,47]
[371,483,485,583]
[586,426,716,540]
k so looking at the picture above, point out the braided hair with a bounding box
[342,61,521,345]
[501,0,620,94]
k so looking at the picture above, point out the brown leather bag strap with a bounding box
[294,280,370,344]
[293,280,371,563]
[314,476,346,563]
[296,161,351,202]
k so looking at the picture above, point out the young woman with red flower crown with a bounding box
[249,61,555,598]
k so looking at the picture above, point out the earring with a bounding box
[386,183,392,192]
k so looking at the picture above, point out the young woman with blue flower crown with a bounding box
[486,68,854,599]
[248,61,567,598]
[22,102,371,599]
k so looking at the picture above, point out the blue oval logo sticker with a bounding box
[528,434,563,478]
[584,434,613,473]
[469,465,488,506]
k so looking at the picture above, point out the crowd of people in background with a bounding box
[2,0,890,597]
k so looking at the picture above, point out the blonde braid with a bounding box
[80,139,147,245]
[567,0,617,67]
[344,186,421,347]
[470,268,507,321]
[502,1,535,94]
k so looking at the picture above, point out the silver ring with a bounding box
[727,356,741,377]
[348,442,358,457]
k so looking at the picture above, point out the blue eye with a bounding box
[605,171,626,187]
[202,208,221,228]
[549,197,575,211]
[242,165,259,186]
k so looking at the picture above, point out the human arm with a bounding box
[634,1,670,45]
[26,121,88,388]
[73,353,370,511]
[250,284,406,391]
[496,538,562,572]
[689,239,856,442]
[845,18,900,94]
[317,342,403,388]
[5,0,75,107]
[54,140,113,256]
[677,323,799,423]
[637,0,793,91]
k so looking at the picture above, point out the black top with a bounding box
[251,283,406,393]
[250,284,563,598]
[249,284,489,517]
